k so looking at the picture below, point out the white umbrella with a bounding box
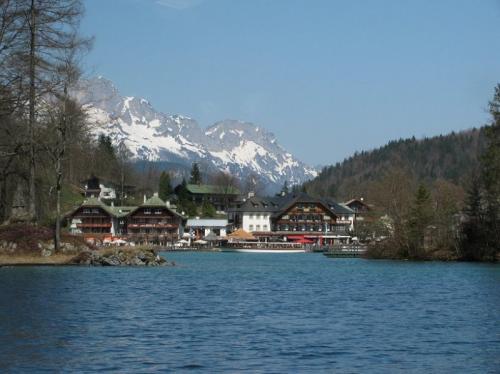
[177,239,189,244]
[182,233,191,238]
[194,239,207,245]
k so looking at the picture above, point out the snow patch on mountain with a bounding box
[74,77,317,188]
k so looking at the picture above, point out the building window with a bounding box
[154,209,162,215]
[144,209,151,215]
[249,224,254,231]
[83,209,91,214]
[92,209,99,214]
[256,224,261,231]
[263,224,268,231]
[249,214,254,220]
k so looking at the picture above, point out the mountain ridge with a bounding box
[73,77,318,189]
[303,128,487,200]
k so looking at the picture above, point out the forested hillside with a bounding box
[304,128,487,200]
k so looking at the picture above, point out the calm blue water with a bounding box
[0,253,499,373]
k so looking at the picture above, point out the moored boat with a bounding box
[222,241,306,253]
[222,247,306,253]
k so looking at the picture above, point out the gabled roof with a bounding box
[344,198,370,211]
[272,193,338,219]
[142,195,167,207]
[229,195,290,213]
[67,198,137,218]
[81,197,103,207]
[132,195,186,219]
[186,184,240,195]
[108,206,137,218]
[70,195,185,219]
[325,200,355,215]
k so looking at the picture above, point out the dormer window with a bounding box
[154,209,162,215]
[144,208,152,215]
[83,208,91,214]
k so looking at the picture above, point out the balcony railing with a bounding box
[128,223,178,229]
[77,223,112,228]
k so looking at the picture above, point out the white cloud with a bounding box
[155,0,204,10]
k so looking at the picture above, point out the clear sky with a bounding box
[81,0,500,166]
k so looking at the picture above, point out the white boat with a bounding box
[222,248,306,253]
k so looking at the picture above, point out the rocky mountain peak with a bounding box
[74,77,318,190]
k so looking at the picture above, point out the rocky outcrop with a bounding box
[70,248,170,267]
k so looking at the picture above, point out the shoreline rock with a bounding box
[70,248,171,267]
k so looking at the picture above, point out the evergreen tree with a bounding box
[407,184,433,258]
[201,201,216,218]
[459,177,485,260]
[480,84,500,259]
[158,171,173,201]
[459,84,500,261]
[189,162,202,185]
[97,134,115,159]
[282,181,289,194]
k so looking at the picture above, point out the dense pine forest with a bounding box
[302,87,499,262]
[304,127,487,200]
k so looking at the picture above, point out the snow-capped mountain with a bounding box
[73,77,317,188]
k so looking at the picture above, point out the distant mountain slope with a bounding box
[304,128,487,200]
[72,77,317,190]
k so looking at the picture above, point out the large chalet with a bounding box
[229,193,356,245]
[66,194,185,245]
[127,195,184,243]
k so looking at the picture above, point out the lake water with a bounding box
[0,253,499,373]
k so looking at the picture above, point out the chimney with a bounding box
[166,200,170,208]
[154,192,159,197]
[111,201,114,207]
[143,194,147,203]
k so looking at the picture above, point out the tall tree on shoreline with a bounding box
[460,84,500,261]
[479,84,500,259]
[407,184,433,258]
[44,58,85,251]
[16,0,90,222]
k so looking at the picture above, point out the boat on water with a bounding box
[222,241,307,253]
[222,248,306,253]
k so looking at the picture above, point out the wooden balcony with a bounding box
[128,223,178,229]
[77,223,112,228]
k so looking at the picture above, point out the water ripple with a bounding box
[0,253,499,372]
